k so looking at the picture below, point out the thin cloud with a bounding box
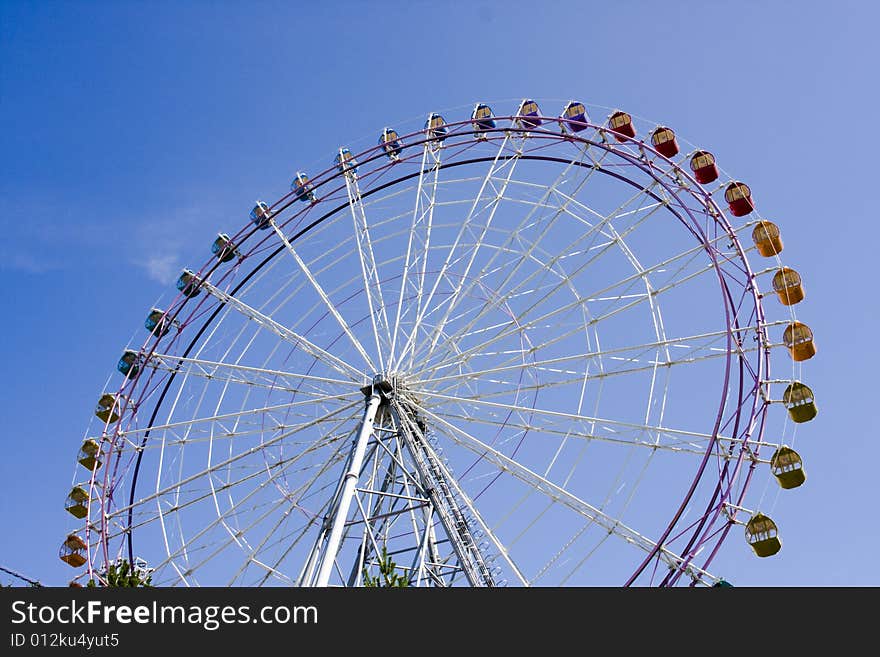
[142,253,180,285]
[129,206,219,286]
[0,250,61,274]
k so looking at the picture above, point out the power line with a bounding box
[0,564,43,587]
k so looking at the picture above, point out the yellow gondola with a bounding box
[65,486,90,518]
[770,446,806,489]
[379,127,403,160]
[783,382,818,423]
[94,393,120,423]
[745,513,781,557]
[78,439,102,471]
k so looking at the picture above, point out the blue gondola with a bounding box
[176,269,202,298]
[117,350,141,378]
[250,201,272,229]
[379,127,403,160]
[471,103,496,138]
[211,233,237,263]
[291,172,316,202]
[516,99,542,129]
[561,101,588,132]
[144,308,171,338]
[334,148,358,174]
[425,113,448,142]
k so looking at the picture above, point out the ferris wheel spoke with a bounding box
[389,139,447,369]
[416,324,756,389]
[414,237,720,382]
[161,458,341,586]
[112,400,363,522]
[419,405,747,460]
[105,423,348,550]
[409,151,607,371]
[423,338,755,403]
[269,219,376,371]
[416,405,710,579]
[147,353,356,397]
[412,188,671,378]
[199,280,364,381]
[344,168,394,371]
[415,161,605,372]
[124,414,360,582]
[394,134,518,372]
[103,393,357,444]
[412,390,763,453]
[224,438,357,586]
[120,413,358,455]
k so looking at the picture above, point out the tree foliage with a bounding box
[87,559,153,588]
[363,546,410,587]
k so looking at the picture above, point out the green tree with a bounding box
[363,546,410,587]
[87,559,153,587]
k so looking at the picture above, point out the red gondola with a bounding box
[724,181,755,216]
[690,150,719,184]
[608,111,635,142]
[650,126,679,157]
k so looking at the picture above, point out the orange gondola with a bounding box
[751,220,783,257]
[59,534,88,567]
[783,321,817,361]
[772,267,805,305]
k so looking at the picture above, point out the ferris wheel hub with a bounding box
[359,373,393,401]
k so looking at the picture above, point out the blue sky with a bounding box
[1,0,876,586]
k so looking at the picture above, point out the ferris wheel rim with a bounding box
[82,111,774,586]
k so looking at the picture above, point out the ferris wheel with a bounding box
[60,98,817,587]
